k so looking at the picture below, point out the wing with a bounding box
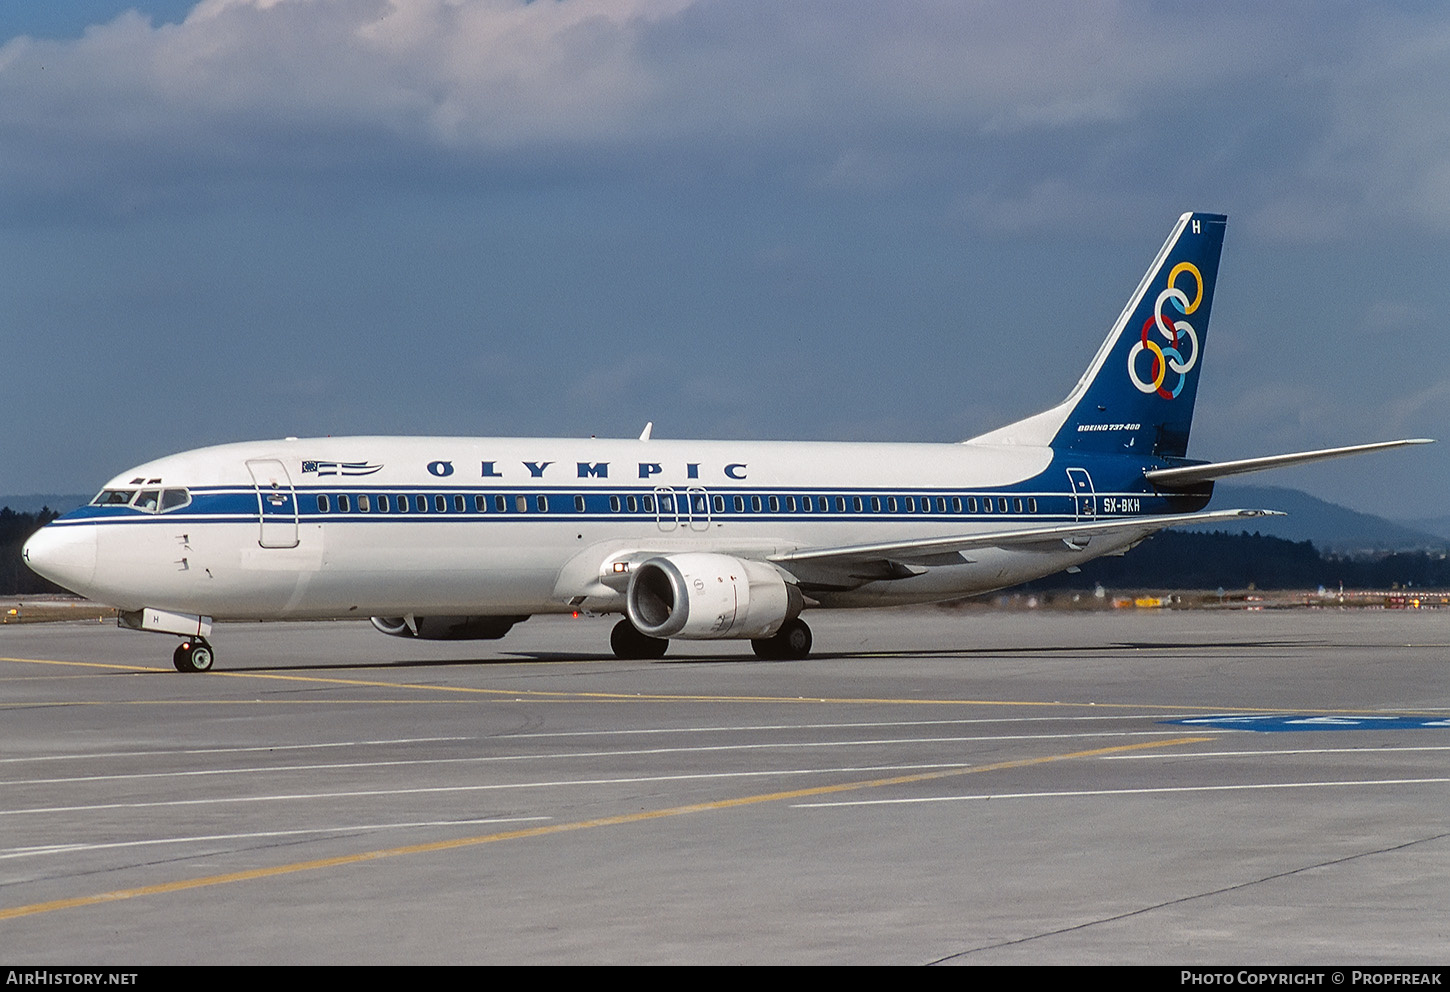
[768,508,1282,585]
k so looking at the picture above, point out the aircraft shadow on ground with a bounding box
[212,638,1312,673]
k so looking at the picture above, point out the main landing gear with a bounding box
[610,619,668,660]
[751,618,812,660]
[173,637,215,673]
[608,617,814,660]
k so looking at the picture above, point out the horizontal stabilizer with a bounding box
[1143,439,1434,488]
[770,508,1282,571]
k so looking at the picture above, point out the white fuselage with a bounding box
[28,434,1151,621]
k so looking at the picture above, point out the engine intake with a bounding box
[369,615,529,640]
[626,553,800,640]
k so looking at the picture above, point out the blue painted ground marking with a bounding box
[1163,715,1450,732]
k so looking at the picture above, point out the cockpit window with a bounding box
[92,487,190,512]
[94,489,137,505]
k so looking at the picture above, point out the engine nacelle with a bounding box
[369,615,529,640]
[626,553,801,640]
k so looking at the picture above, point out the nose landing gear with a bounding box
[173,638,215,673]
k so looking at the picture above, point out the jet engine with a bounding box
[369,615,529,640]
[625,553,801,640]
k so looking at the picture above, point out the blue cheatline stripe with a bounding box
[55,480,1173,527]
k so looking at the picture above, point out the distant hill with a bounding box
[0,494,89,514]
[1016,529,1450,592]
[0,508,65,594]
[1398,514,1450,543]
[1199,484,1445,552]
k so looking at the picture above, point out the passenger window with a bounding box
[733,496,744,512]
[359,494,372,512]
[1029,498,1038,513]
[415,495,427,512]
[516,495,528,513]
[968,497,977,512]
[998,497,1009,513]
[338,494,351,513]
[888,497,898,512]
[1013,498,1023,513]
[852,496,862,512]
[495,495,507,512]
[575,495,585,512]
[396,495,408,514]
[951,497,962,513]
[905,497,915,513]
[537,496,549,512]
[610,495,621,512]
[433,495,445,513]
[378,495,390,513]
[475,495,486,512]
[454,495,466,513]
[802,496,813,512]
[317,494,330,513]
[627,495,638,513]
[713,495,724,513]
[752,496,762,512]
[983,498,993,513]
[870,497,881,512]
[787,496,798,512]
[768,496,779,512]
[643,495,655,512]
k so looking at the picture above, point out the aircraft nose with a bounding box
[22,523,97,593]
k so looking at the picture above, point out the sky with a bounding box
[1,0,1447,517]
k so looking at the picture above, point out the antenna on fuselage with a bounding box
[639,421,653,441]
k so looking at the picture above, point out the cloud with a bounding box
[0,0,693,215]
[1,1,1448,238]
[1384,377,1450,435]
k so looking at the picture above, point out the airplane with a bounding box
[22,211,1431,672]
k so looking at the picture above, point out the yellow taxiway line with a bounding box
[0,735,1209,922]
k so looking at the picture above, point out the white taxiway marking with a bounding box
[0,816,551,861]
[0,737,472,765]
[793,777,1450,808]
[0,762,975,817]
[498,714,1213,738]
[0,730,1194,787]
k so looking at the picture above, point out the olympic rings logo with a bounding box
[1127,261,1202,399]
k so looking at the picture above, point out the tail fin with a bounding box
[968,211,1226,459]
